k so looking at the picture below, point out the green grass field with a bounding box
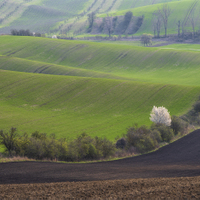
[160,44,200,51]
[0,36,200,141]
[117,0,186,10]
[0,70,199,140]
[1,36,200,86]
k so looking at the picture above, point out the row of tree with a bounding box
[152,3,171,38]
[11,29,42,37]
[86,1,200,40]
[87,11,144,37]
[152,0,200,39]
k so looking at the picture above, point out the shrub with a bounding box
[35,32,41,37]
[137,136,155,153]
[152,123,174,142]
[171,115,188,135]
[181,98,200,125]
[151,130,162,143]
[67,133,96,161]
[25,137,45,159]
[193,101,200,113]
[66,133,115,161]
[125,125,157,153]
[100,138,115,158]
[140,33,153,46]
[116,138,126,149]
[0,127,19,156]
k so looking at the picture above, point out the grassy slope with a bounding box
[62,0,189,36]
[0,70,199,141]
[0,56,130,80]
[117,0,186,10]
[0,0,189,35]
[1,36,200,86]
[0,0,89,33]
[160,44,200,51]
[106,0,199,36]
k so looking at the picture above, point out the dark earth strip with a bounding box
[0,129,200,185]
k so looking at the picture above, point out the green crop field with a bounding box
[0,36,200,141]
[0,70,199,141]
[1,36,200,86]
[160,44,200,51]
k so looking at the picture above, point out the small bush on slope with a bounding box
[125,124,159,153]
[119,114,189,154]
[181,96,200,125]
[170,116,189,135]
[151,123,174,143]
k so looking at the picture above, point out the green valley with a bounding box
[0,36,200,141]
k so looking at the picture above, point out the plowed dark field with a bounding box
[1,129,200,199]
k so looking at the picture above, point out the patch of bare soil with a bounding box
[1,177,200,199]
[0,129,200,198]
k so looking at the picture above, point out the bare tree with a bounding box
[152,11,162,38]
[176,20,181,38]
[181,0,198,37]
[105,14,113,38]
[188,0,199,39]
[157,3,171,37]
[156,3,172,37]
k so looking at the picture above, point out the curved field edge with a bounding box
[0,56,131,80]
[1,36,200,86]
[0,70,199,140]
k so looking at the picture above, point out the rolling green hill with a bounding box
[1,36,200,86]
[0,0,190,36]
[0,36,200,140]
[0,0,89,34]
[0,70,199,140]
[99,0,200,36]
[117,0,185,10]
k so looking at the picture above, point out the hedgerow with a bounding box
[0,129,115,162]
[0,115,190,162]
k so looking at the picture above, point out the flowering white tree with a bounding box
[150,106,171,126]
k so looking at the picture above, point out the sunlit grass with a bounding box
[0,70,199,141]
[0,36,200,141]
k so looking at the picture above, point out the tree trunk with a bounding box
[177,20,180,38]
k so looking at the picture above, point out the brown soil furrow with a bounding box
[0,177,200,199]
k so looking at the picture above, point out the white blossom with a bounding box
[52,35,57,39]
[150,106,171,126]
